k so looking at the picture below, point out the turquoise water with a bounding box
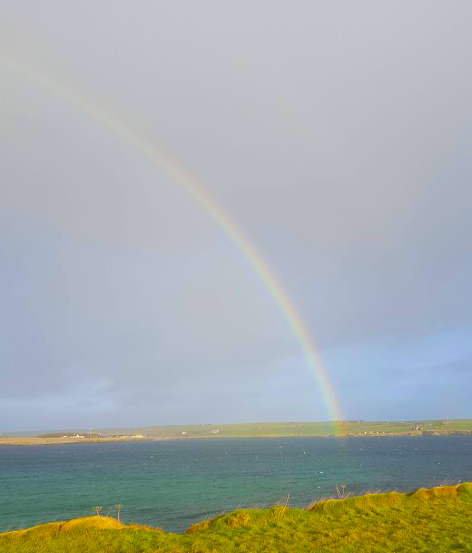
[0,436,471,533]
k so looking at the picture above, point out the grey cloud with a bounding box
[1,1,471,429]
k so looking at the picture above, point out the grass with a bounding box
[1,483,472,552]
[110,419,472,439]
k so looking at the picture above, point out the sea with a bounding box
[0,436,471,533]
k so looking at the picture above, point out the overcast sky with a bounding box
[1,1,471,431]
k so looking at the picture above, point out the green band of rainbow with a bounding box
[2,56,343,431]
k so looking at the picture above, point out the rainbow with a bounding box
[2,56,343,430]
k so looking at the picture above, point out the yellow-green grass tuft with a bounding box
[186,519,214,534]
[60,516,124,531]
[1,516,124,537]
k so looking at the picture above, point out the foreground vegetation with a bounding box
[1,483,471,552]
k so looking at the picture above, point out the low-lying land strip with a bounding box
[1,483,471,552]
[0,436,149,446]
[129,419,472,439]
[1,419,471,445]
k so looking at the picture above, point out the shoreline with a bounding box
[0,437,152,446]
[1,429,471,446]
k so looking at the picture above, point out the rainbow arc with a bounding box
[2,56,343,431]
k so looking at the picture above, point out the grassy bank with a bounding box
[1,483,471,552]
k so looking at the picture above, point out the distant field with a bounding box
[110,419,472,439]
[1,483,471,552]
[2,420,471,445]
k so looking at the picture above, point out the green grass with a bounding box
[108,419,472,439]
[2,483,472,552]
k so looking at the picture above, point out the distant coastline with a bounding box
[1,419,471,445]
[0,436,151,446]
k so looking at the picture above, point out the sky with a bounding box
[1,1,471,431]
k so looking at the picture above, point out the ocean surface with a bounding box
[0,436,471,533]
